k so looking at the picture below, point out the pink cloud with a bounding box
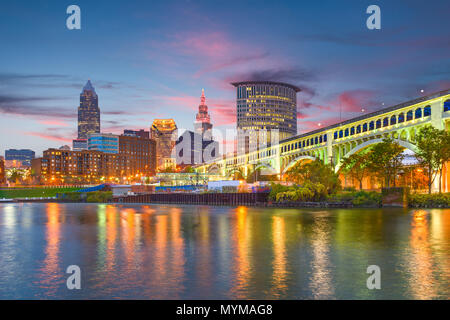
[24,132,72,143]
[37,119,70,127]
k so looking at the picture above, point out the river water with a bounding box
[0,203,448,299]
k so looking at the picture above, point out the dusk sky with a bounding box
[0,0,449,156]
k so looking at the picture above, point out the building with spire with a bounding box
[77,80,100,140]
[194,89,213,141]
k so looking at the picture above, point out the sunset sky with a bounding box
[0,0,449,156]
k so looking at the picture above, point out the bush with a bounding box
[327,190,381,207]
[86,191,112,203]
[408,193,450,208]
[270,182,327,202]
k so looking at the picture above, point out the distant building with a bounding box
[0,156,5,184]
[78,80,100,139]
[72,139,87,151]
[5,149,35,166]
[59,145,71,150]
[123,129,150,139]
[194,89,213,141]
[150,119,178,171]
[88,133,119,154]
[232,81,300,153]
[119,134,157,177]
[175,130,219,167]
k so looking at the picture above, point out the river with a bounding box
[0,203,448,299]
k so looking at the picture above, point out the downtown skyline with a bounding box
[0,0,449,156]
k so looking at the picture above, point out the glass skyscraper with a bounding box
[87,133,119,154]
[78,80,100,139]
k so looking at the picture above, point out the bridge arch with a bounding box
[334,138,418,172]
[281,155,316,175]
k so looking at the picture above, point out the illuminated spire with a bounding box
[200,88,206,105]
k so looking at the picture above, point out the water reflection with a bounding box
[0,204,448,299]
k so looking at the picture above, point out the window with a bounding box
[369,121,374,130]
[339,130,343,138]
[334,131,338,139]
[356,125,361,133]
[390,115,397,125]
[444,99,450,112]
[424,105,431,117]
[350,127,355,135]
[345,128,349,137]
[376,119,381,128]
[398,113,404,123]
[323,135,327,142]
[319,136,323,143]
[406,110,413,121]
[315,137,318,144]
[383,117,389,127]
[362,123,367,132]
[415,108,422,118]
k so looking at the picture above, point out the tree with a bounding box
[366,138,404,188]
[286,159,341,194]
[340,153,370,190]
[415,126,450,194]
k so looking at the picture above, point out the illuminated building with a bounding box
[232,81,300,153]
[77,80,100,139]
[0,156,5,184]
[72,139,87,151]
[5,149,35,166]
[88,133,119,154]
[119,134,157,177]
[194,89,213,140]
[150,119,178,170]
[35,148,130,184]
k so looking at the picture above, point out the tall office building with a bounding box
[194,89,213,140]
[5,149,35,166]
[232,81,300,153]
[77,80,100,139]
[150,119,177,171]
[175,130,219,167]
[87,133,119,154]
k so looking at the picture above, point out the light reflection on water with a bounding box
[0,203,449,299]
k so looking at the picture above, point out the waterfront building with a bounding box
[150,119,178,171]
[232,81,300,153]
[88,133,119,154]
[194,89,213,140]
[72,139,87,151]
[123,129,150,139]
[5,149,35,166]
[119,134,157,177]
[175,130,219,167]
[78,80,100,139]
[0,156,5,184]
[35,148,130,184]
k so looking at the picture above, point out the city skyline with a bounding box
[1,0,449,156]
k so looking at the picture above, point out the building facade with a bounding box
[0,156,5,185]
[5,149,35,166]
[35,149,130,184]
[194,89,213,140]
[88,133,119,154]
[123,129,150,139]
[150,119,178,171]
[72,139,88,151]
[78,80,100,139]
[119,135,157,177]
[232,81,300,153]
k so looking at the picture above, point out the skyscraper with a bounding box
[78,80,100,139]
[194,89,213,140]
[232,81,300,153]
[150,119,178,171]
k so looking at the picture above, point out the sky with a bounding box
[0,0,449,156]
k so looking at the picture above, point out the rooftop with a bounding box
[231,80,301,92]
